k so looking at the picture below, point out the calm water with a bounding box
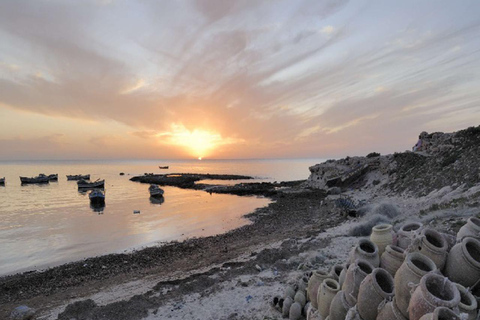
[0,159,322,276]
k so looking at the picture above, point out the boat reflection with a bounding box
[90,202,105,214]
[149,196,165,205]
[78,186,104,195]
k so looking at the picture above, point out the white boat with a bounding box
[149,184,164,197]
[89,189,105,204]
[78,179,105,189]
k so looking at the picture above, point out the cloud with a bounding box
[320,25,335,35]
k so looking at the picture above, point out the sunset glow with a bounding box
[0,1,479,160]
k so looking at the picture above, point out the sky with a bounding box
[0,0,479,160]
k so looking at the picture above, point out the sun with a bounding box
[157,124,240,159]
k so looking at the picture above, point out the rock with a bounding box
[10,306,35,320]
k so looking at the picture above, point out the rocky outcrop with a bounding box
[306,125,480,196]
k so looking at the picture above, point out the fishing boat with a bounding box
[0,177,4,185]
[67,174,90,181]
[89,189,105,205]
[47,174,58,181]
[158,166,169,169]
[77,179,105,189]
[149,184,164,197]
[20,175,50,184]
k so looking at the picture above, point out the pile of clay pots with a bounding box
[274,216,480,320]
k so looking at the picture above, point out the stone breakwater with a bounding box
[272,219,480,320]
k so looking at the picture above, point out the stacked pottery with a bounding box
[377,297,408,320]
[408,273,460,320]
[455,283,478,320]
[397,222,423,249]
[380,245,405,277]
[342,259,374,306]
[294,290,306,307]
[394,252,437,318]
[370,224,394,256]
[317,278,340,319]
[408,228,448,269]
[418,307,461,320]
[444,236,480,287]
[356,268,394,320]
[329,290,354,320]
[283,297,294,317]
[285,286,296,299]
[349,239,380,267]
[457,217,480,241]
[307,270,331,309]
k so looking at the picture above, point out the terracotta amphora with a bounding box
[317,278,340,319]
[457,217,480,242]
[328,290,354,320]
[282,296,293,317]
[397,222,423,249]
[349,239,380,267]
[330,264,343,281]
[408,228,448,269]
[376,297,408,320]
[289,301,302,320]
[342,259,374,306]
[307,270,330,309]
[394,252,437,318]
[408,273,460,320]
[370,224,394,256]
[338,263,350,288]
[418,307,461,320]
[357,268,394,320]
[294,290,306,307]
[380,245,405,277]
[455,283,478,320]
[444,236,480,287]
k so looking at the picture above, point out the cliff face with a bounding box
[306,125,480,196]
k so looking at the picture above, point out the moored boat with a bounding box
[158,166,169,169]
[89,189,105,205]
[67,174,90,181]
[77,179,105,189]
[149,184,164,197]
[20,175,50,184]
[47,174,58,181]
[0,177,4,185]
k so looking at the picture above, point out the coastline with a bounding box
[0,183,339,319]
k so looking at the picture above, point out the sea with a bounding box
[0,158,324,276]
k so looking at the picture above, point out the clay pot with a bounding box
[285,286,296,299]
[408,273,460,320]
[342,259,374,306]
[317,278,340,319]
[357,268,394,320]
[283,297,293,317]
[444,236,480,287]
[394,252,437,318]
[470,279,480,310]
[397,222,423,249]
[455,283,478,320]
[294,290,306,307]
[329,290,354,320]
[307,270,330,309]
[349,239,380,267]
[298,277,308,292]
[409,228,448,269]
[457,217,480,241]
[345,306,363,320]
[376,297,408,320]
[330,264,343,281]
[370,224,394,256]
[339,263,350,288]
[418,307,461,320]
[380,245,405,277]
[289,301,302,320]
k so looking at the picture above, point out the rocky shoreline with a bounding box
[2,125,480,320]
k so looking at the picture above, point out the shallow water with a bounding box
[0,158,323,275]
